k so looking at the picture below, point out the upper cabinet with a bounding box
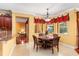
[4,16,12,30]
[0,9,12,41]
[0,16,3,28]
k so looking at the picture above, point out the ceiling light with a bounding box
[44,8,51,21]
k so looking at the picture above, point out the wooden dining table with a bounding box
[38,35,54,48]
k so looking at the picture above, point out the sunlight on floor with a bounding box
[11,42,79,56]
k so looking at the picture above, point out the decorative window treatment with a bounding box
[34,18,45,24]
[57,16,63,23]
[63,14,69,22]
[34,14,69,33]
[34,14,69,24]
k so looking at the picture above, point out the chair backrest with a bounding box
[32,35,37,44]
[53,34,58,38]
[53,37,60,45]
[39,33,44,36]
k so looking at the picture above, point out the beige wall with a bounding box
[43,24,47,33]
[0,42,3,55]
[13,12,35,42]
[53,10,77,47]
[29,16,35,42]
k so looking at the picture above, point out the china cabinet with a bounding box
[0,10,12,41]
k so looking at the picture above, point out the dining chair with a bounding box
[32,35,43,51]
[51,37,60,54]
[53,34,58,38]
[39,33,44,36]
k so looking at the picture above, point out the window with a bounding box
[59,22,68,34]
[47,25,54,33]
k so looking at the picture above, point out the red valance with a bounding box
[57,16,63,22]
[56,14,69,23]
[34,18,38,23]
[63,14,69,22]
[34,14,69,24]
[53,18,58,23]
[40,19,46,24]
[50,19,55,23]
[45,21,51,24]
[34,18,45,24]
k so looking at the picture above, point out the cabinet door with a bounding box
[77,12,79,48]
[0,16,2,27]
[4,16,12,30]
[8,17,12,30]
[4,16,8,30]
[0,16,4,29]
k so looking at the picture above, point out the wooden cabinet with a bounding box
[16,33,27,44]
[0,16,4,29]
[4,16,12,30]
[0,16,12,41]
[77,12,79,49]
[0,16,12,30]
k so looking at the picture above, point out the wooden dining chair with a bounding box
[53,34,58,38]
[32,35,43,51]
[51,37,60,54]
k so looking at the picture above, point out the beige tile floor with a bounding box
[11,42,79,56]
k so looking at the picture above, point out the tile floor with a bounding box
[11,42,79,56]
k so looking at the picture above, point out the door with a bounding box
[25,18,29,42]
[77,12,79,49]
[16,17,29,44]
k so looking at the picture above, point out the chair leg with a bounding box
[57,45,59,52]
[34,43,35,49]
[52,46,54,54]
[36,44,38,52]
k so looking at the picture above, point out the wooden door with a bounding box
[25,18,29,42]
[77,12,79,49]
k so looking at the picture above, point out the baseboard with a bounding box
[9,44,16,56]
[60,42,77,49]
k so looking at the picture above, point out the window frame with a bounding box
[58,22,68,35]
[47,24,54,33]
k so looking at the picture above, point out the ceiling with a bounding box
[0,3,79,17]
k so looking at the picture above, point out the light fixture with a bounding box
[44,8,51,21]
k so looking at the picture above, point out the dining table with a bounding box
[38,34,54,48]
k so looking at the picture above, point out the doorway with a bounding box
[16,17,29,44]
[75,12,79,54]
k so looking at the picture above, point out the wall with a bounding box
[53,10,77,47]
[0,42,2,55]
[43,24,47,33]
[13,12,35,42]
